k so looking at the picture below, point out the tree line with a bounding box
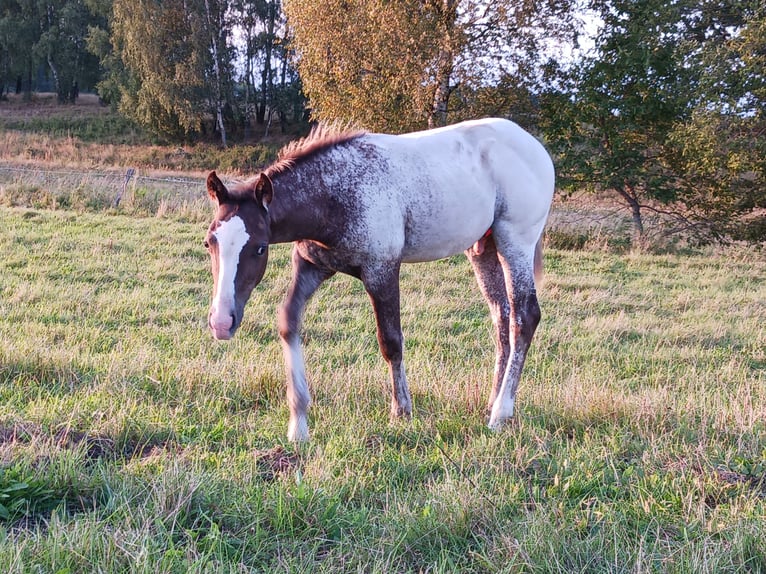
[0,0,763,243]
[0,0,304,145]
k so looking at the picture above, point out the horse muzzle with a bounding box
[208,310,238,340]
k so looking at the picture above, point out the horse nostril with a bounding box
[230,313,237,331]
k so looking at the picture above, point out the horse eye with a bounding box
[256,245,267,256]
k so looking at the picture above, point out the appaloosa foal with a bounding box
[204,118,554,441]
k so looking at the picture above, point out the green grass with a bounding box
[1,206,764,572]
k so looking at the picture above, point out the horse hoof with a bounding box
[488,397,515,431]
[390,404,412,421]
[487,418,506,431]
[487,411,514,431]
[288,418,310,442]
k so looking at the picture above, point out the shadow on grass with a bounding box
[0,356,100,394]
[0,421,179,525]
[0,421,177,463]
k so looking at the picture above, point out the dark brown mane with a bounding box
[263,123,366,178]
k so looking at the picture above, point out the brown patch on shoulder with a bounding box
[264,123,366,177]
[253,446,300,480]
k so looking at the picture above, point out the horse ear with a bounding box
[254,173,273,211]
[207,171,228,203]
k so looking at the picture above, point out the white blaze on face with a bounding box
[210,215,250,335]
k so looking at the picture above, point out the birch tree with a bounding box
[107,0,234,143]
[204,0,228,146]
[284,0,578,132]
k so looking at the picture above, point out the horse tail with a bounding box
[533,234,544,288]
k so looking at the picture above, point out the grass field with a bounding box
[1,203,764,572]
[1,95,765,572]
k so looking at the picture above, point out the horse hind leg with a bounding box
[361,261,412,421]
[466,235,511,413]
[485,229,542,430]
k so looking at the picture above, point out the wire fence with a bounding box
[0,162,638,243]
[0,163,215,218]
[0,164,206,198]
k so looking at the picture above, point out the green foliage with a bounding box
[285,0,439,132]
[285,0,578,132]
[0,112,145,144]
[90,0,306,143]
[0,0,102,101]
[545,227,590,251]
[108,0,216,139]
[0,1,36,96]
[666,0,766,242]
[541,0,692,238]
[541,0,766,244]
[85,8,125,108]
[668,110,766,242]
[230,0,306,131]
[0,454,104,523]
[0,469,57,521]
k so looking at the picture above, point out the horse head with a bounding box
[205,171,273,340]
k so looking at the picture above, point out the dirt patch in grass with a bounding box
[253,446,300,480]
[713,469,766,497]
[0,422,179,463]
[0,421,42,444]
[665,455,766,506]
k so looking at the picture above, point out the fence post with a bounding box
[114,168,135,207]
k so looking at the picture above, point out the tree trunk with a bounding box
[279,34,289,133]
[428,0,458,129]
[257,1,276,126]
[47,55,60,101]
[429,49,452,128]
[243,24,253,139]
[618,186,645,244]
[24,60,32,101]
[204,0,227,147]
[631,202,644,236]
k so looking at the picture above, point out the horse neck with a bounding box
[267,168,337,245]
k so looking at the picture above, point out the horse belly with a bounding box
[400,200,493,263]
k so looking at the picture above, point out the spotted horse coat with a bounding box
[204,118,555,441]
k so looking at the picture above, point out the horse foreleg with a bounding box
[362,262,412,421]
[279,247,334,441]
[487,235,541,430]
[466,236,511,412]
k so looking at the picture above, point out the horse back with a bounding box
[363,119,553,262]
